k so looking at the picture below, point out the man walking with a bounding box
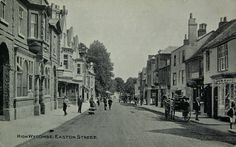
[103,97,107,110]
[63,96,69,116]
[108,98,113,110]
[195,97,201,121]
[227,102,235,129]
[78,96,83,113]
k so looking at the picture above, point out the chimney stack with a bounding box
[183,34,189,45]
[198,23,207,37]
[188,13,198,45]
[219,17,228,28]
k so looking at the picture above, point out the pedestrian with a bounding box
[89,96,96,108]
[194,97,201,121]
[89,96,96,114]
[108,98,113,110]
[97,98,100,106]
[77,95,83,113]
[103,97,107,110]
[227,102,235,129]
[140,97,143,106]
[63,96,69,116]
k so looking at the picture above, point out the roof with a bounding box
[185,31,214,61]
[202,19,236,50]
[158,46,178,54]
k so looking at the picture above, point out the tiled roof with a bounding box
[202,19,236,49]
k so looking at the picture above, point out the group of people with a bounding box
[62,95,84,116]
[62,95,114,116]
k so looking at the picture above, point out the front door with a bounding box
[213,87,218,118]
[0,43,9,118]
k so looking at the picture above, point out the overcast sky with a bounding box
[49,0,236,81]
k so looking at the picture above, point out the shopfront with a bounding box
[212,77,236,118]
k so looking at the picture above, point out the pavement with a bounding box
[17,101,236,147]
[138,104,236,135]
[0,102,90,147]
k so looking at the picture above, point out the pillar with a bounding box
[34,76,40,115]
[39,77,45,114]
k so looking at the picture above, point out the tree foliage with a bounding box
[124,77,137,96]
[87,40,114,96]
[114,77,125,93]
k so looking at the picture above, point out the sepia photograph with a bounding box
[0,0,236,146]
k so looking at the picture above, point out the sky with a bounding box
[49,0,236,81]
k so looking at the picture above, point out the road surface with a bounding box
[18,101,236,147]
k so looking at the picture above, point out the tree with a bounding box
[114,77,125,93]
[109,79,117,93]
[124,77,137,97]
[87,40,114,96]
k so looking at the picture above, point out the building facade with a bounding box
[145,55,157,105]
[0,0,63,120]
[202,18,236,118]
[0,0,95,121]
[156,49,173,107]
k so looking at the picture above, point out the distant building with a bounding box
[134,73,141,99]
[57,7,84,105]
[140,67,147,104]
[156,47,177,107]
[170,13,210,100]
[185,28,214,116]
[145,55,157,105]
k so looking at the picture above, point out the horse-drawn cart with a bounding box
[164,96,191,122]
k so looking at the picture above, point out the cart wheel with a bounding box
[183,111,191,122]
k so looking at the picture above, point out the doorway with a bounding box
[213,87,218,118]
[0,43,10,118]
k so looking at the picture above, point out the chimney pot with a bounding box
[224,17,227,22]
[190,13,192,18]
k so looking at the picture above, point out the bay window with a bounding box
[30,13,38,38]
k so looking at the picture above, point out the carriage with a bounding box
[164,95,191,122]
